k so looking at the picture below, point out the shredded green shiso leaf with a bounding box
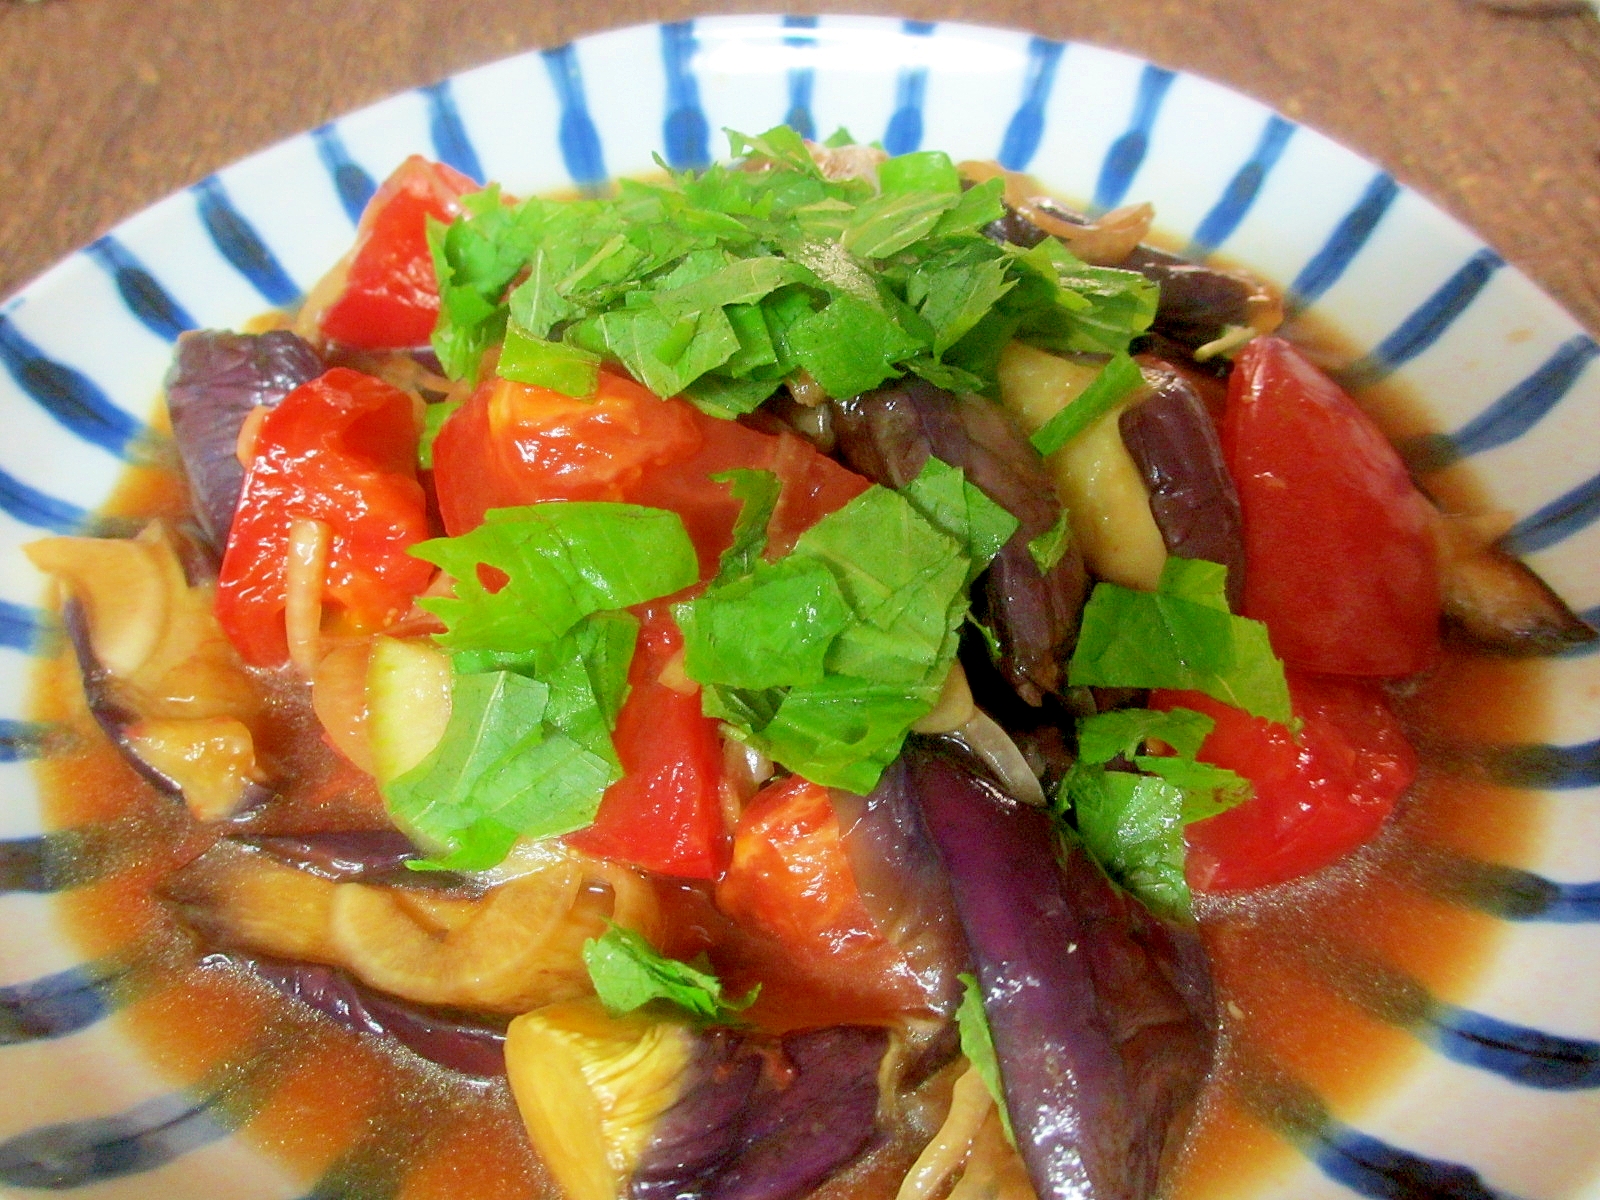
[427,126,1157,413]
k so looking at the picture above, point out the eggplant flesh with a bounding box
[1119,365,1247,611]
[164,329,324,550]
[831,380,1088,706]
[905,744,1216,1200]
[220,953,509,1078]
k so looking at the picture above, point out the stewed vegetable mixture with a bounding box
[26,129,1595,1200]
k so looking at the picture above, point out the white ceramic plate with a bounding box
[1,14,1598,1200]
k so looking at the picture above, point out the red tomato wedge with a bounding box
[1152,671,1418,891]
[216,368,432,667]
[1223,336,1440,676]
[566,608,729,880]
[713,775,924,1026]
[318,156,477,350]
[432,372,869,574]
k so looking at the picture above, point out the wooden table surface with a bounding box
[3,0,1599,334]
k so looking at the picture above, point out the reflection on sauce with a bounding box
[27,369,1555,1199]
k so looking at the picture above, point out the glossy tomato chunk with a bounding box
[1152,671,1418,891]
[1223,336,1440,676]
[567,608,728,880]
[318,156,477,350]
[216,368,432,667]
[432,372,868,575]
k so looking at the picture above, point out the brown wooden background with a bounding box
[3,0,1599,333]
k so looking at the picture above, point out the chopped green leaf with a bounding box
[955,973,1014,1142]
[1067,558,1293,723]
[583,925,758,1022]
[1027,510,1073,575]
[1063,764,1192,922]
[681,477,988,794]
[423,128,1161,406]
[712,468,782,583]
[418,398,464,471]
[388,670,567,869]
[497,324,602,397]
[1059,703,1253,918]
[412,503,698,654]
[1076,706,1216,765]
[678,556,851,689]
[1029,353,1146,457]
[901,457,1019,586]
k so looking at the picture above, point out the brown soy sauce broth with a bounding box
[25,322,1557,1199]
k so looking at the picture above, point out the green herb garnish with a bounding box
[583,925,759,1022]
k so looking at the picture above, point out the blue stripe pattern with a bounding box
[1091,64,1175,212]
[542,44,607,188]
[1338,249,1505,389]
[312,124,377,224]
[422,80,485,183]
[0,599,41,651]
[193,177,301,307]
[0,719,49,762]
[1434,1007,1600,1090]
[1185,114,1296,258]
[1316,1128,1521,1200]
[882,20,935,155]
[1405,335,1600,471]
[996,37,1065,171]
[1287,172,1400,311]
[0,463,87,532]
[1475,735,1600,789]
[1505,471,1600,556]
[0,836,54,893]
[661,21,711,169]
[0,964,121,1044]
[782,15,818,140]
[0,1092,228,1189]
[84,237,195,343]
[0,315,144,459]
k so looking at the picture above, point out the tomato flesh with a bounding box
[216,368,432,667]
[566,608,729,880]
[318,156,477,350]
[1223,336,1440,676]
[432,372,869,575]
[713,775,923,1024]
[1152,672,1418,891]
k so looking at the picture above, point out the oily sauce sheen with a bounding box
[28,374,1552,1200]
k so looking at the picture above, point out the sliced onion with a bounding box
[284,518,331,677]
[943,709,1047,808]
[896,1067,995,1200]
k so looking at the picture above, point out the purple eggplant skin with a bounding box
[831,381,1088,705]
[1120,365,1247,612]
[164,330,324,550]
[631,1025,888,1200]
[218,953,509,1078]
[631,1032,765,1200]
[240,829,465,889]
[906,744,1216,1200]
[833,757,968,1023]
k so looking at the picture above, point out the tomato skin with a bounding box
[1223,336,1440,676]
[318,156,477,350]
[432,372,869,573]
[432,372,702,532]
[216,368,432,667]
[1151,672,1418,891]
[712,775,925,1027]
[566,609,729,880]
